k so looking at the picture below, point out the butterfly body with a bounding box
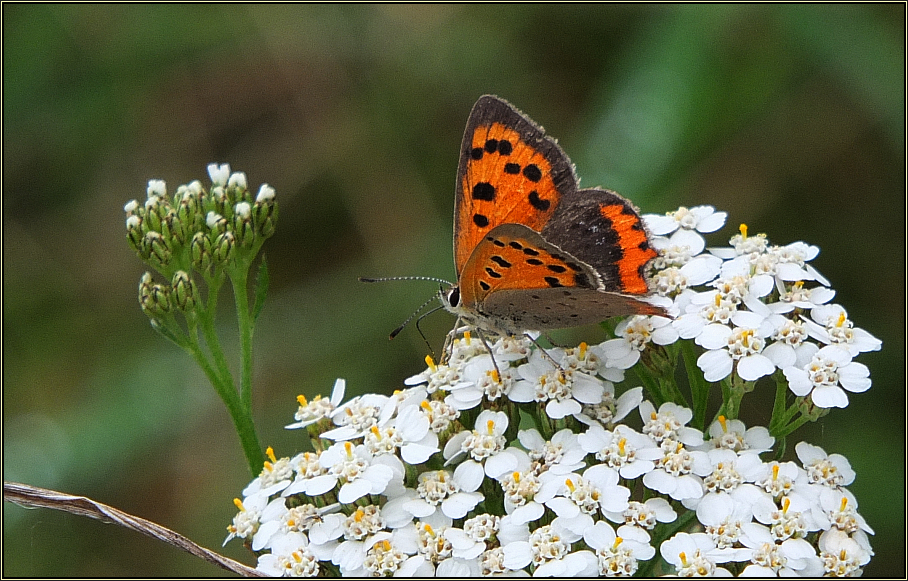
[442,96,665,336]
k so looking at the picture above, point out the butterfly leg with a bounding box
[523,332,563,371]
[470,328,503,381]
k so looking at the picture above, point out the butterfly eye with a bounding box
[446,287,461,308]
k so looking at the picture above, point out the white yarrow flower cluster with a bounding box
[225,206,876,577]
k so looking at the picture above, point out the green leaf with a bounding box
[252,256,270,322]
[680,340,710,430]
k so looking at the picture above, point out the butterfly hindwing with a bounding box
[542,188,658,295]
[454,96,577,277]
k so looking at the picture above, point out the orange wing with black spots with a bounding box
[457,223,603,309]
[454,96,577,277]
[444,96,665,335]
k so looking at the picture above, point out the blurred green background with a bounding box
[3,4,903,577]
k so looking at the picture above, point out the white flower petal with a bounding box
[737,354,776,381]
[442,491,483,519]
[338,478,373,503]
[502,540,533,569]
[811,385,849,408]
[453,460,485,492]
[698,349,733,382]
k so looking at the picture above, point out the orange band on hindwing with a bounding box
[599,203,656,294]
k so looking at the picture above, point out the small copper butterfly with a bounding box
[440,95,665,336]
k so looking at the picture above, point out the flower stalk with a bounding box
[125,164,278,474]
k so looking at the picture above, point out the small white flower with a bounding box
[804,304,882,355]
[697,324,776,382]
[638,401,704,446]
[445,513,499,559]
[604,497,677,531]
[738,522,823,577]
[819,528,871,576]
[242,447,294,499]
[762,316,817,370]
[700,415,774,454]
[502,523,597,576]
[509,352,605,418]
[234,201,251,219]
[691,448,774,525]
[642,438,711,501]
[583,520,655,576]
[795,442,856,488]
[256,183,276,203]
[575,384,643,428]
[207,162,231,186]
[645,206,727,255]
[146,179,166,199]
[768,280,835,314]
[577,423,661,480]
[224,494,267,546]
[399,468,483,521]
[443,410,520,480]
[816,487,874,535]
[601,315,677,369]
[660,532,742,576]
[752,461,801,498]
[784,346,871,408]
[256,531,320,577]
[519,428,587,475]
[228,171,247,190]
[321,393,389,441]
[313,442,398,503]
[286,378,346,429]
[536,466,630,537]
[497,469,546,525]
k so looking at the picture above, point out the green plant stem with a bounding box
[230,266,254,411]
[191,274,264,474]
[198,274,235,391]
[184,317,264,474]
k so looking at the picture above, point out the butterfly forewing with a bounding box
[454,96,577,277]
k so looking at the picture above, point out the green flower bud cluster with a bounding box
[124,164,278,320]
[125,166,278,277]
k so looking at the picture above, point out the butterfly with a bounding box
[439,95,666,338]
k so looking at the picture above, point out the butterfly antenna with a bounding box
[388,293,444,340]
[359,275,453,285]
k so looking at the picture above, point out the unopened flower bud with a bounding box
[190,232,213,274]
[126,215,144,251]
[139,273,171,317]
[233,202,255,246]
[213,231,236,263]
[171,270,197,311]
[253,185,278,238]
[143,231,171,266]
[144,197,164,233]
